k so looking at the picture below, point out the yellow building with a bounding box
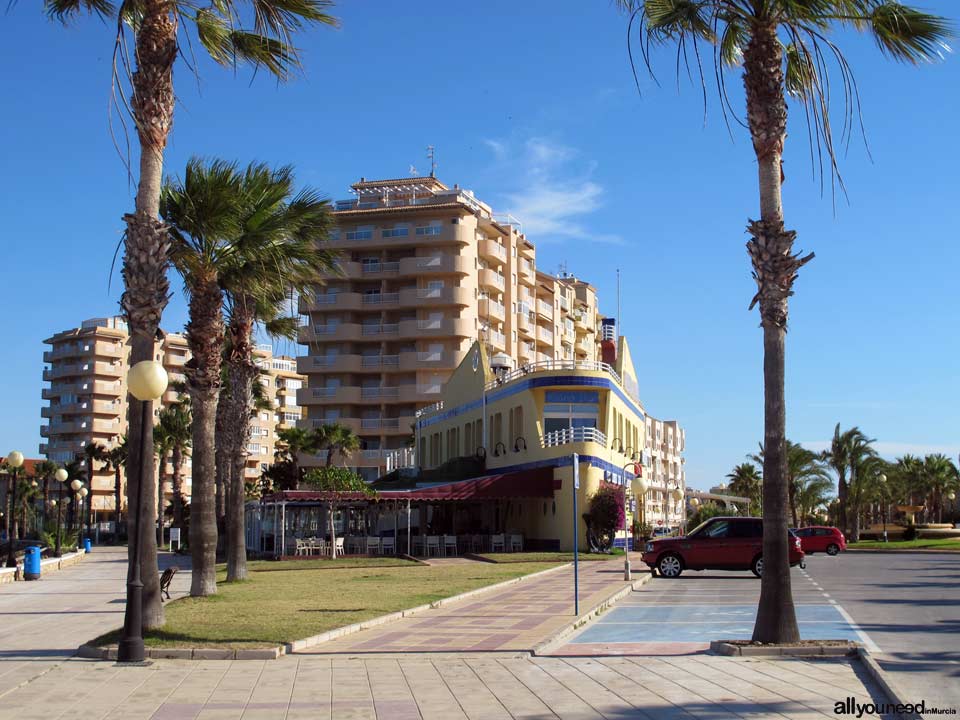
[410,328,656,551]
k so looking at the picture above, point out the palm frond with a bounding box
[43,0,114,21]
[868,2,953,63]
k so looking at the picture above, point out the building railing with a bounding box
[362,292,400,305]
[386,447,416,472]
[542,426,608,448]
[484,359,623,392]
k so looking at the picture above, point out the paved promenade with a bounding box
[0,550,898,719]
[0,545,189,697]
[299,559,633,655]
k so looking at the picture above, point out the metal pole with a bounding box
[55,481,63,557]
[407,499,411,556]
[118,400,149,663]
[572,453,579,616]
[4,468,18,567]
[623,468,631,581]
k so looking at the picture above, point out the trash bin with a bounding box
[23,546,41,581]
[83,538,92,553]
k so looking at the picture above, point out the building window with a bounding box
[382,224,409,238]
[415,221,442,236]
[346,225,373,241]
[543,390,600,435]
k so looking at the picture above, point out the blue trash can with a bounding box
[23,546,41,581]
[83,538,92,554]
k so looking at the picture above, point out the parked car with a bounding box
[641,516,804,578]
[792,526,846,555]
[651,526,673,538]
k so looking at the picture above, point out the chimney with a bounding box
[600,318,617,366]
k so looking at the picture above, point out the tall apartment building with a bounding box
[643,416,687,528]
[41,318,304,515]
[297,176,607,479]
[245,349,306,483]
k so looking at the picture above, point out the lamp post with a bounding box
[70,479,83,534]
[53,468,68,556]
[878,474,888,543]
[80,487,89,542]
[621,462,639,581]
[5,451,24,568]
[118,360,168,664]
[630,473,648,579]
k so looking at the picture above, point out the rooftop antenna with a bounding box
[558,261,569,279]
[426,145,437,178]
[409,164,419,176]
[616,268,621,340]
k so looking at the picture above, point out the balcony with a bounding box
[297,386,361,405]
[401,318,472,338]
[360,386,400,401]
[536,326,554,346]
[479,239,507,264]
[399,384,442,403]
[361,261,401,275]
[479,268,505,292]
[518,260,536,285]
[479,297,505,322]
[298,323,362,343]
[399,286,471,307]
[398,350,454,371]
[403,255,470,276]
[516,312,533,337]
[536,299,554,321]
[541,426,608,448]
[360,354,400,369]
[486,329,506,351]
[518,342,535,364]
[575,336,594,355]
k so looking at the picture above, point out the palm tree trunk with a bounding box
[114,466,122,544]
[157,458,165,549]
[215,395,228,536]
[788,479,798,528]
[224,362,256,582]
[172,445,184,530]
[120,0,177,630]
[744,23,809,644]
[186,277,224,597]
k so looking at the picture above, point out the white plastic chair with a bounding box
[491,534,505,553]
[295,539,308,556]
[443,535,457,557]
[426,535,441,557]
[509,534,523,552]
[335,537,345,556]
[381,537,396,555]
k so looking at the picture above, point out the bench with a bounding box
[159,566,178,601]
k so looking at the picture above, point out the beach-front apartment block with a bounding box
[297,175,607,479]
[41,317,304,517]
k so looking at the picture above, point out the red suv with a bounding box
[641,516,804,578]
[793,526,846,555]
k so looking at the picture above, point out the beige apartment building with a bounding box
[245,349,305,483]
[643,416,687,529]
[296,175,631,479]
[41,317,304,516]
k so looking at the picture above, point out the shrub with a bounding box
[686,503,726,533]
[587,487,624,551]
[903,525,919,541]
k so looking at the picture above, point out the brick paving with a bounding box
[297,560,633,655]
[0,549,900,719]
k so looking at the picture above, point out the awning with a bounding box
[263,467,558,504]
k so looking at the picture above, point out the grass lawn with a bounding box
[848,538,960,551]
[474,550,621,563]
[93,558,561,649]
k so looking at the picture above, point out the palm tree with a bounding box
[106,437,127,544]
[315,423,361,468]
[921,454,959,524]
[42,0,337,627]
[153,422,174,547]
[844,433,878,541]
[615,0,950,642]
[273,427,320,491]
[219,163,335,581]
[82,442,107,535]
[162,159,246,597]
[32,460,60,528]
[158,399,192,531]
[727,462,762,515]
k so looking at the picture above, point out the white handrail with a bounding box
[542,427,607,448]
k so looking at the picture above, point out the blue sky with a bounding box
[2,1,957,489]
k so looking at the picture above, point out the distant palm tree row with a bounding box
[264,425,362,492]
[727,424,960,541]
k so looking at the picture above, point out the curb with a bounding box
[532,571,652,656]
[845,548,960,554]
[78,643,284,661]
[856,648,922,720]
[709,640,857,657]
[286,562,573,654]
[0,550,86,584]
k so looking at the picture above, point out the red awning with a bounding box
[264,467,558,503]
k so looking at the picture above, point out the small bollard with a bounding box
[23,546,41,581]
[83,538,92,554]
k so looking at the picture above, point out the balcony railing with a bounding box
[361,262,400,274]
[362,324,399,335]
[361,386,399,399]
[484,359,624,392]
[362,292,399,305]
[542,426,608,448]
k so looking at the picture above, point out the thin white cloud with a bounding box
[484,137,622,245]
[800,440,960,458]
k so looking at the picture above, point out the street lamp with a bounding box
[879,474,888,543]
[631,473,648,578]
[5,451,24,568]
[54,468,68,556]
[70,479,83,534]
[621,462,641,581]
[80,487,89,541]
[118,360,168,664]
